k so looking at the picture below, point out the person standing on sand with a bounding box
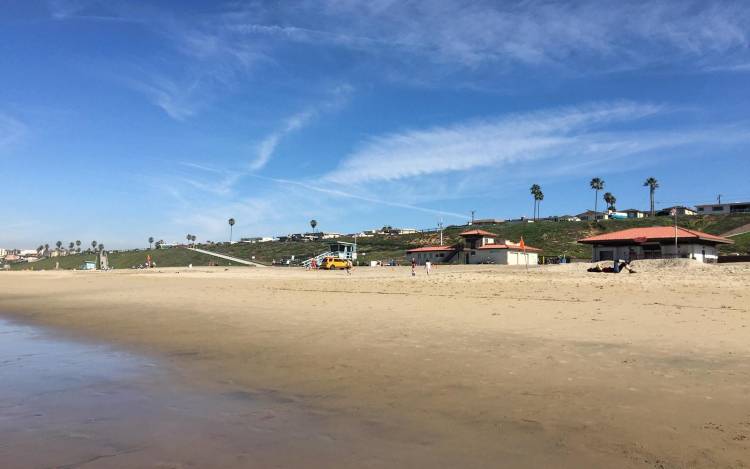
[345,260,352,275]
[411,258,417,276]
[425,260,431,276]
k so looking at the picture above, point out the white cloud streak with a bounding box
[0,113,27,150]
[250,84,353,170]
[326,102,667,183]
[247,174,469,220]
[230,0,750,72]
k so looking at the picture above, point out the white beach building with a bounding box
[406,229,541,265]
[578,226,733,263]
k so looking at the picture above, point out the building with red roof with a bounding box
[578,226,732,263]
[406,229,541,265]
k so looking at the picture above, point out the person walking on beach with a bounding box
[425,260,432,276]
[411,258,417,276]
[345,260,353,275]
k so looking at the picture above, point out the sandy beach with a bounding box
[1,263,749,468]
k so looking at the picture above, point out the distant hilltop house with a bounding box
[550,215,581,222]
[305,232,343,240]
[240,237,274,244]
[621,209,647,219]
[407,229,540,265]
[577,209,647,221]
[576,210,609,221]
[381,227,418,235]
[695,201,750,215]
[656,206,696,217]
[578,226,732,263]
[471,218,505,226]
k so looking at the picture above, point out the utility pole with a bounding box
[717,194,722,204]
[470,210,475,225]
[438,220,444,246]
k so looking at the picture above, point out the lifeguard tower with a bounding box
[302,241,357,268]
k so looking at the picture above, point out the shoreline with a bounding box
[1,265,749,467]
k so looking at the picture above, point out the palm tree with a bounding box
[98,244,104,252]
[536,190,545,219]
[310,219,318,233]
[228,218,235,243]
[37,245,44,253]
[590,177,605,216]
[603,192,617,211]
[91,240,97,252]
[190,234,197,245]
[186,234,192,246]
[529,184,541,221]
[76,240,81,253]
[44,243,49,255]
[148,237,154,249]
[644,177,659,217]
[68,242,74,252]
[56,241,62,252]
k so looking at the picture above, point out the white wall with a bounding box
[410,251,451,265]
[468,249,538,265]
[592,243,719,263]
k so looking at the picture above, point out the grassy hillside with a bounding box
[206,214,750,263]
[9,248,235,270]
[9,214,749,270]
[725,232,750,254]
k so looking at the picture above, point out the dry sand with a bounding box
[1,263,749,468]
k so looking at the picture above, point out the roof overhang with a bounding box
[578,237,733,246]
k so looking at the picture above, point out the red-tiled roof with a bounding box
[459,229,496,237]
[406,246,455,253]
[478,243,542,252]
[578,226,733,244]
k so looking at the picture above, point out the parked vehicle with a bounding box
[320,256,351,270]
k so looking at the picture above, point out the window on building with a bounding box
[697,207,704,212]
[712,206,723,211]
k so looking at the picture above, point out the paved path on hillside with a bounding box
[722,223,750,238]
[186,247,267,267]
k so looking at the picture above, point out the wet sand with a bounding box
[1,264,749,467]
[0,318,464,468]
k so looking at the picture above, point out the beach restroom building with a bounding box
[578,226,733,263]
[407,229,541,265]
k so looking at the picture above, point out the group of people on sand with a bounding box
[411,258,432,276]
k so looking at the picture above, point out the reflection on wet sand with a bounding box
[0,318,455,469]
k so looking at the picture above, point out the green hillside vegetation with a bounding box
[725,231,750,254]
[10,248,234,270]
[9,214,750,270]
[206,214,750,263]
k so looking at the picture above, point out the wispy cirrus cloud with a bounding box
[251,84,353,170]
[325,101,750,185]
[325,102,664,183]
[0,113,27,150]
[229,0,750,72]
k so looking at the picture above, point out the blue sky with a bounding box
[2,0,750,248]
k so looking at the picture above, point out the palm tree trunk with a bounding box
[594,190,598,217]
[650,189,655,216]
